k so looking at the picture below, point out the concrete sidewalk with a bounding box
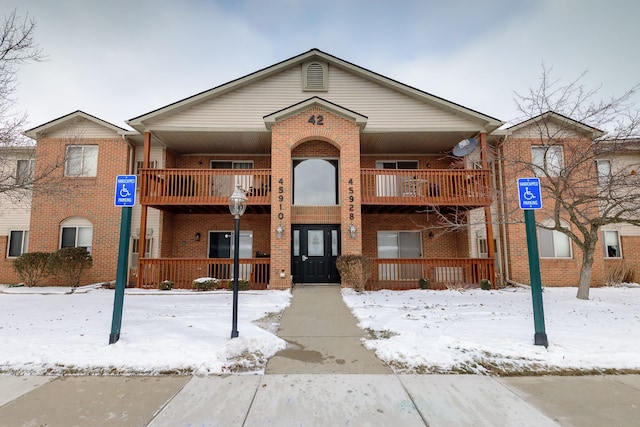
[1,285,639,426]
[1,374,639,426]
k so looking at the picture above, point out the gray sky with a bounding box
[4,0,640,130]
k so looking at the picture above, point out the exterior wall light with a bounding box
[195,232,201,241]
[349,223,357,238]
[276,223,284,239]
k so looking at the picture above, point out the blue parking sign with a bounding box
[114,175,136,207]
[518,177,542,209]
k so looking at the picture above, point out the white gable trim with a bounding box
[263,97,368,130]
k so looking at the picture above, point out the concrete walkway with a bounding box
[266,285,392,374]
[1,285,639,426]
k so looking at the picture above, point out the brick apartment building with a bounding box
[2,49,638,288]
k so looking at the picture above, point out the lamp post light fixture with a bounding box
[228,185,247,338]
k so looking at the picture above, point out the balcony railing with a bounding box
[139,168,490,208]
[139,168,271,205]
[135,257,492,291]
[368,258,494,290]
[361,169,492,206]
[137,258,270,289]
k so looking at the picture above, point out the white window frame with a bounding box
[596,159,611,187]
[135,160,158,175]
[7,230,29,258]
[602,230,622,258]
[60,217,93,254]
[131,238,152,265]
[65,145,98,177]
[538,220,572,258]
[531,145,563,177]
[16,159,35,185]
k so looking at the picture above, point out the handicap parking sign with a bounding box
[518,177,542,209]
[114,175,137,207]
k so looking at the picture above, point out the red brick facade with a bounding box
[26,137,130,286]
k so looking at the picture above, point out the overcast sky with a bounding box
[4,0,640,131]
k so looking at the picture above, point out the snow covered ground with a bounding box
[1,283,638,375]
[343,285,640,375]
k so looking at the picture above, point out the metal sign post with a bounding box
[517,177,548,347]
[110,175,136,344]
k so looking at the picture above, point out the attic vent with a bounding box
[303,61,328,91]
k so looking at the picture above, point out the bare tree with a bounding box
[505,66,640,300]
[0,8,45,202]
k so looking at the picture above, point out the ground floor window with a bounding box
[377,231,422,280]
[8,230,29,257]
[60,217,93,254]
[538,220,571,258]
[208,231,253,280]
[131,238,152,265]
[602,230,622,258]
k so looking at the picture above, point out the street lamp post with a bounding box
[228,185,247,338]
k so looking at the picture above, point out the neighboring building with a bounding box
[2,49,638,288]
[0,146,34,283]
[499,113,640,286]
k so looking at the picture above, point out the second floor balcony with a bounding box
[139,167,492,213]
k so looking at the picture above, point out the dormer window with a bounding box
[303,61,328,91]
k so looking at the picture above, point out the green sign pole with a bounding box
[109,206,132,344]
[524,209,548,347]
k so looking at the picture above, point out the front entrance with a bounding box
[292,224,340,283]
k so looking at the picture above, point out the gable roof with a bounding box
[127,48,503,133]
[507,111,604,138]
[24,110,132,140]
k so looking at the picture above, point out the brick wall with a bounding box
[362,214,469,258]
[269,107,361,289]
[170,213,271,258]
[360,155,451,169]
[29,137,130,286]
[0,235,21,284]
[500,136,606,287]
[604,236,640,283]
[176,155,271,169]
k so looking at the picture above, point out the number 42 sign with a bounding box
[518,177,542,210]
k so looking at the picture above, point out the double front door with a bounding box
[292,225,340,283]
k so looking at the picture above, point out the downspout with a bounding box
[496,136,510,284]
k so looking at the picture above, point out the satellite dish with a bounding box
[452,137,478,157]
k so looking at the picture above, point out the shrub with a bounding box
[605,261,635,286]
[226,279,250,291]
[418,277,430,290]
[480,279,492,290]
[158,280,174,291]
[48,247,93,288]
[192,277,219,291]
[336,255,373,292]
[13,252,51,287]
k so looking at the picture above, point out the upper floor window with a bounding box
[60,217,93,254]
[602,230,621,258]
[538,219,572,258]
[293,159,338,205]
[65,145,98,177]
[596,160,611,186]
[531,146,563,177]
[7,230,29,257]
[16,159,35,185]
